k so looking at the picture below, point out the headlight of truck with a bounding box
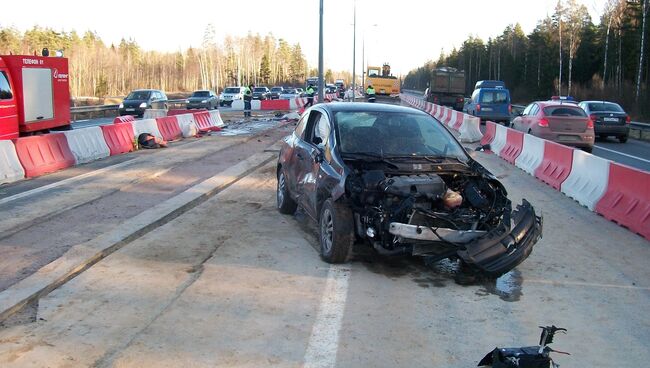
[119,103,124,109]
[139,102,147,108]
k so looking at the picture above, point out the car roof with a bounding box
[317,102,429,116]
[133,89,159,92]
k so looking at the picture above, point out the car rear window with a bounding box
[126,91,151,100]
[254,88,267,92]
[224,88,240,93]
[480,91,508,104]
[543,106,587,117]
[192,91,210,97]
[271,87,283,92]
[283,89,296,94]
[587,102,624,113]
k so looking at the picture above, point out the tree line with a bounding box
[0,24,350,98]
[403,0,649,118]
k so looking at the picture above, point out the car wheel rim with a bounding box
[321,208,333,253]
[277,173,286,207]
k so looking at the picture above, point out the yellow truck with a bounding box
[366,63,400,96]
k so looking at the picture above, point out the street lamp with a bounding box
[318,0,324,102]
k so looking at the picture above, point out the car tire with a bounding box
[319,198,354,264]
[618,135,628,143]
[277,171,298,215]
[582,146,593,153]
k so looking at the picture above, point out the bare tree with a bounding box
[552,0,567,95]
[566,0,590,95]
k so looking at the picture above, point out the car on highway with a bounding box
[465,87,512,124]
[511,101,595,152]
[276,102,543,277]
[252,86,271,100]
[119,89,168,117]
[279,88,300,100]
[295,87,305,97]
[219,86,246,107]
[186,90,218,110]
[270,86,284,100]
[578,100,630,143]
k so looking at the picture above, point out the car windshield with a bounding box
[587,102,624,113]
[126,91,151,100]
[480,91,508,104]
[191,91,210,97]
[543,106,587,117]
[335,111,468,160]
[254,88,267,92]
[224,88,240,93]
[271,87,283,92]
[282,89,296,94]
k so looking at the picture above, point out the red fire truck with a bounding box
[0,55,71,140]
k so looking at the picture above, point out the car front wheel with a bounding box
[319,199,354,264]
[277,171,298,215]
[618,135,628,143]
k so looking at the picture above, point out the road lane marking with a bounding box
[527,278,650,290]
[593,145,650,164]
[304,265,351,368]
[0,160,136,206]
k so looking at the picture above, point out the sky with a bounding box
[3,0,607,77]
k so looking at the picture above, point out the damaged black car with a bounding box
[277,103,542,277]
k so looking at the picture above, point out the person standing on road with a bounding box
[305,84,315,107]
[243,84,253,117]
[366,85,376,103]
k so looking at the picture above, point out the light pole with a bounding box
[318,0,324,103]
[351,0,356,102]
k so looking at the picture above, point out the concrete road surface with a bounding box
[0,119,647,366]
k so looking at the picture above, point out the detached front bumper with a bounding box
[457,199,542,276]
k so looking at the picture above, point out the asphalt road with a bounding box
[0,100,647,367]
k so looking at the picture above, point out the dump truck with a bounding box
[425,67,465,111]
[0,54,71,140]
[366,63,400,96]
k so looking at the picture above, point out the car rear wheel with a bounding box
[582,146,593,153]
[319,199,354,264]
[277,171,297,215]
[618,135,628,143]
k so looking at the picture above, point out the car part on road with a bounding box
[478,325,569,368]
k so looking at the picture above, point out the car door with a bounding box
[0,70,19,140]
[512,103,532,131]
[294,109,329,218]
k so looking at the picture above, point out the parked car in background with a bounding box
[186,90,218,110]
[219,86,246,107]
[279,88,300,100]
[326,84,337,94]
[465,86,511,124]
[252,86,270,100]
[511,101,595,152]
[119,89,168,117]
[578,100,630,143]
[270,86,284,100]
[276,103,542,277]
[295,87,305,97]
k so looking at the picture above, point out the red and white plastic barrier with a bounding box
[175,114,199,137]
[498,128,524,164]
[514,133,545,175]
[489,124,508,155]
[0,140,25,184]
[534,141,574,190]
[13,134,76,178]
[63,127,111,164]
[131,119,163,140]
[561,150,610,210]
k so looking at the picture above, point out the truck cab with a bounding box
[0,55,71,139]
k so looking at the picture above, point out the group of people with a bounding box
[240,83,376,117]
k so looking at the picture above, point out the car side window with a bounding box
[522,104,533,116]
[0,72,13,100]
[314,113,331,147]
[471,90,479,103]
[530,104,540,116]
[295,112,310,138]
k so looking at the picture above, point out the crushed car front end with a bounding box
[342,160,542,277]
